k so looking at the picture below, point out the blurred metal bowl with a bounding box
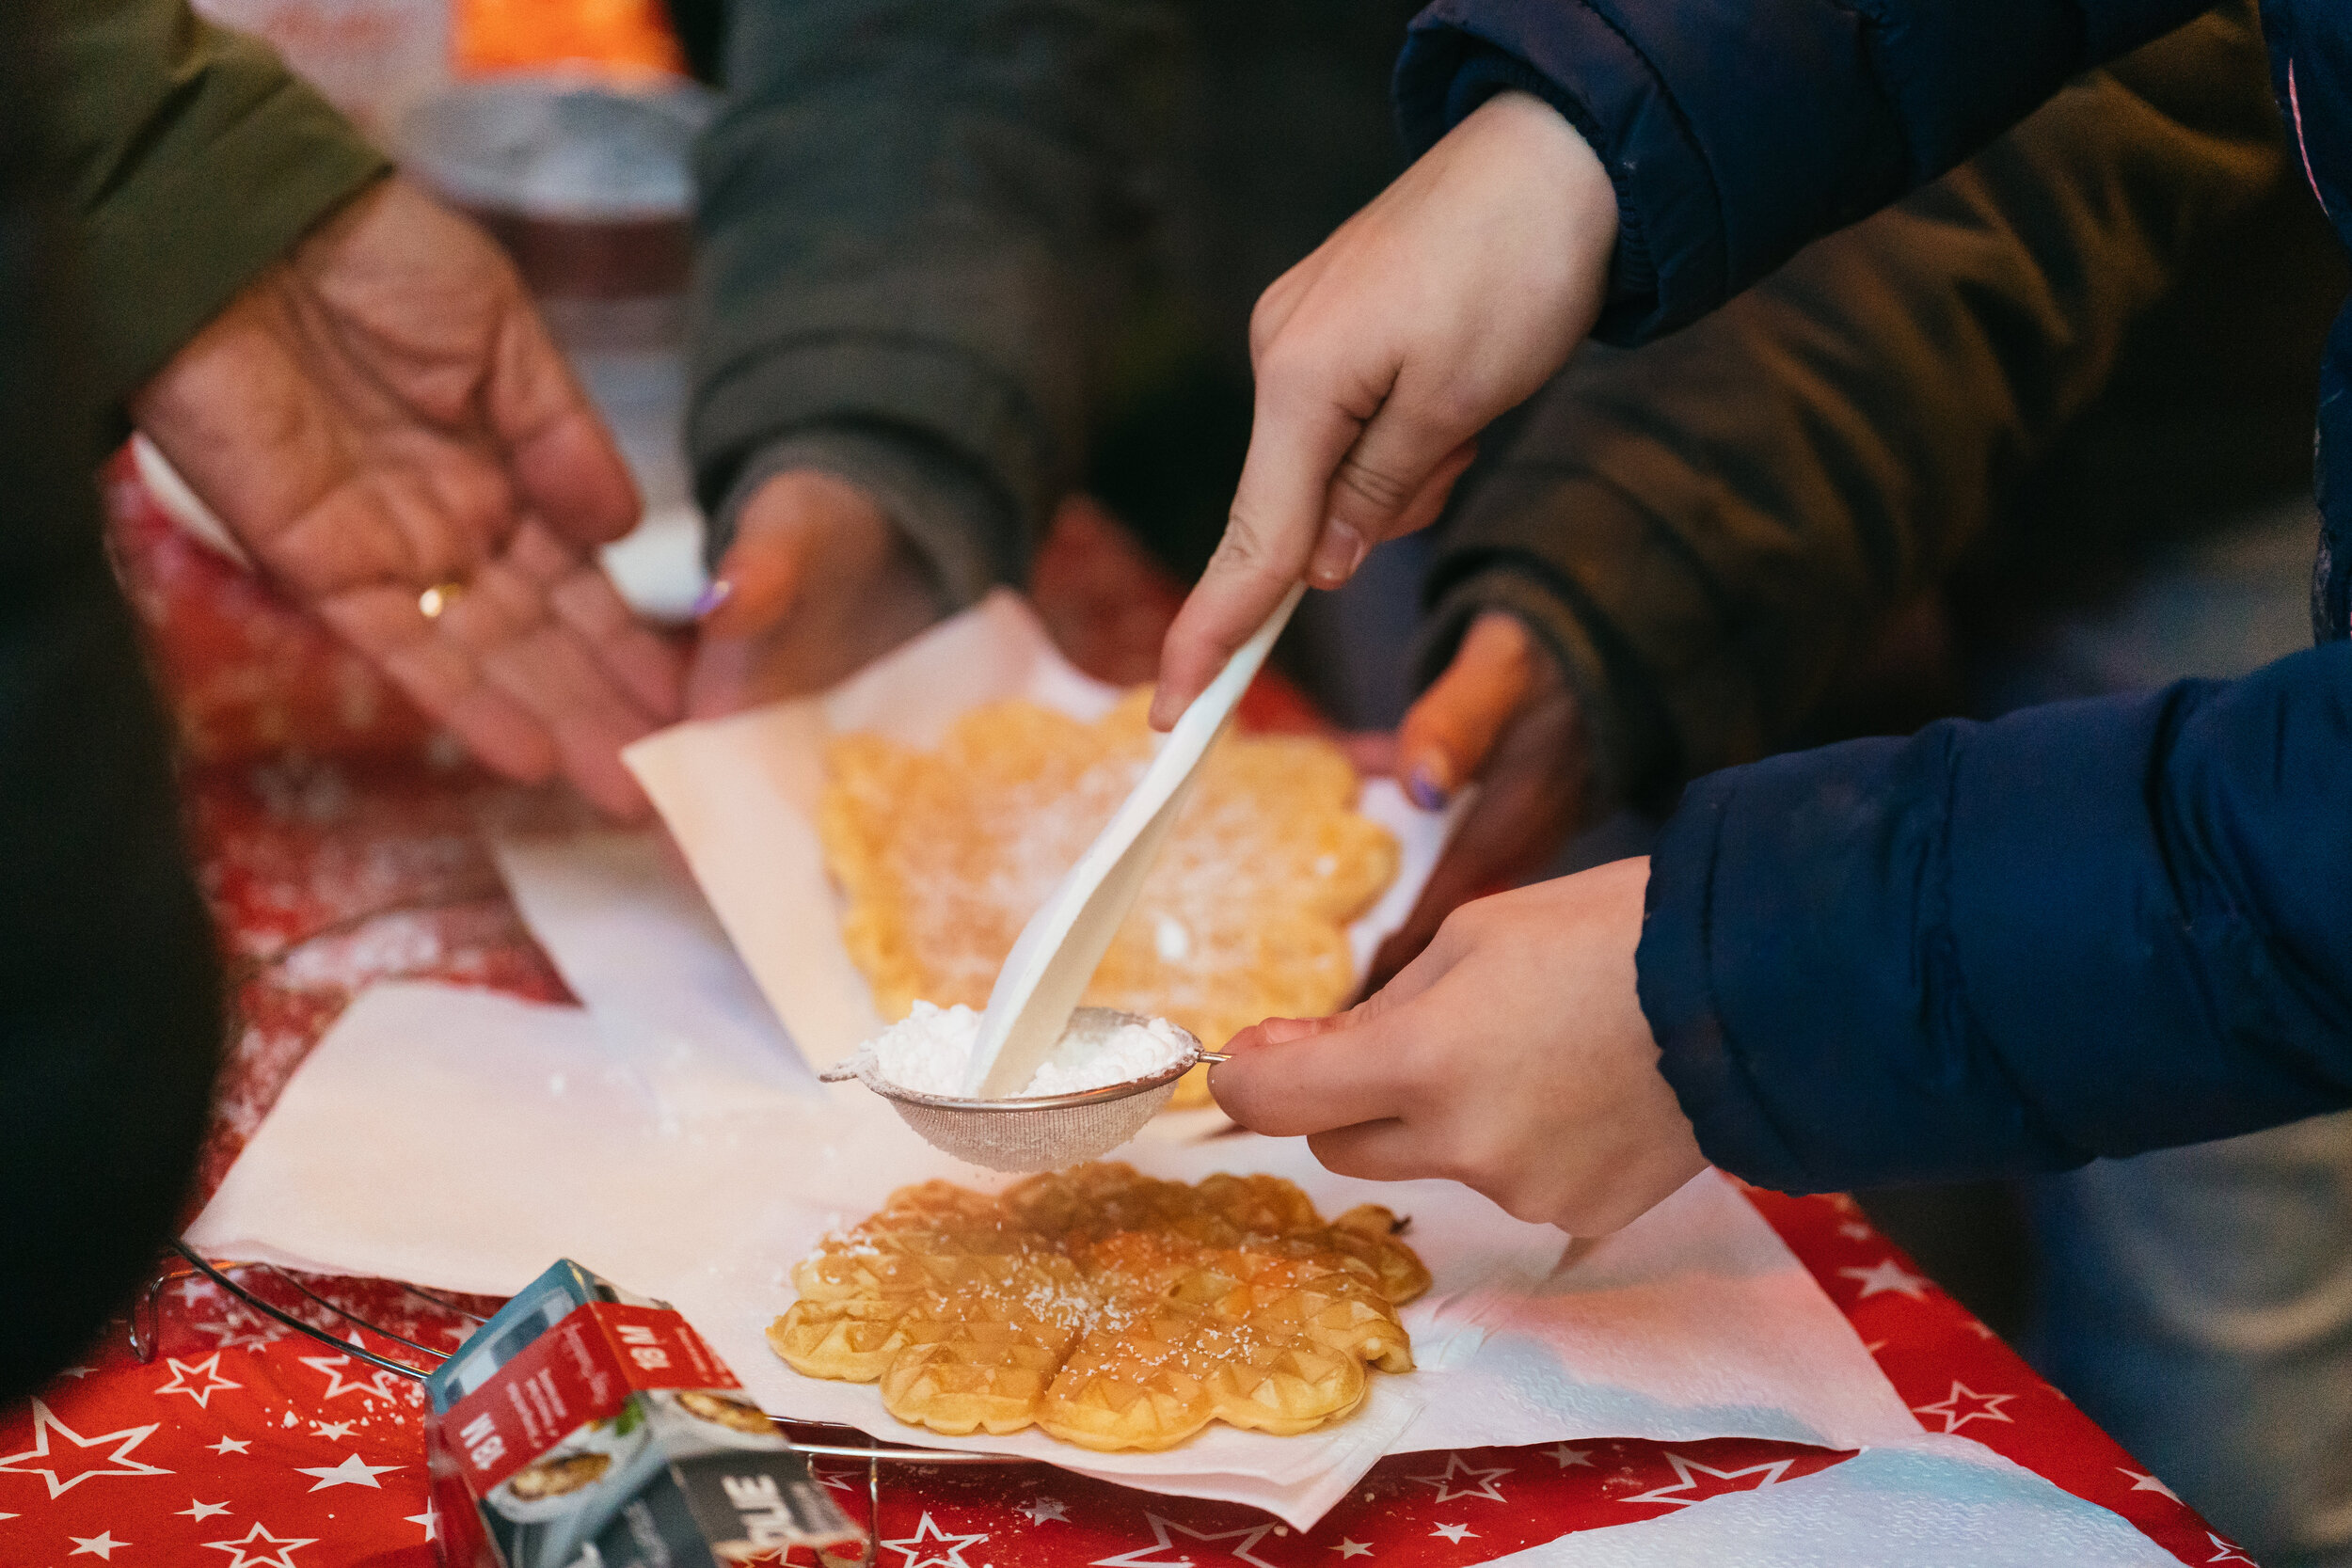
[397,72,714,303]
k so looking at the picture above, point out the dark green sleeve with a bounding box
[40,0,389,406]
[689,0,1180,600]
[2,0,224,1400]
[1419,0,2291,811]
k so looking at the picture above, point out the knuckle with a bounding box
[1331,455,1415,516]
[1248,274,1305,355]
[1307,1132,1369,1180]
[1209,513,1289,579]
[1248,301,1283,358]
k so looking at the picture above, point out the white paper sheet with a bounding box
[1482,1437,2176,1567]
[189,980,1925,1529]
[617,592,1454,1072]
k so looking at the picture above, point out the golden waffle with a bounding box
[768,1163,1427,1450]
[820,690,1398,1105]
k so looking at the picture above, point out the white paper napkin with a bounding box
[1481,1437,2177,1567]
[617,591,1453,1072]
[189,979,1925,1529]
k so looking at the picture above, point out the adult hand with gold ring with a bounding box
[131,177,683,818]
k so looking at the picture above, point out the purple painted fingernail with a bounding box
[1406,762,1449,812]
[691,578,733,619]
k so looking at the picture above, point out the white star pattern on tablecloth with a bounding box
[294,1354,393,1406]
[880,1512,989,1568]
[1836,1222,1874,1242]
[57,1367,95,1380]
[406,1508,436,1541]
[1330,1541,1373,1558]
[310,1420,356,1441]
[0,1402,171,1497]
[1547,1445,1593,1469]
[179,1497,234,1520]
[1621,1452,1797,1509]
[69,1530,130,1560]
[1090,1513,1280,1568]
[1430,1523,1477,1544]
[155,1353,243,1409]
[1838,1259,1930,1300]
[1407,1454,1512,1504]
[294,1452,401,1492]
[2206,1534,2257,1564]
[1024,1497,1070,1524]
[192,1314,279,1353]
[1913,1381,2017,1434]
[207,1437,251,1456]
[2120,1469,2181,1503]
[202,1520,317,1568]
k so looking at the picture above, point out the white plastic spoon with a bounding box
[960,584,1307,1100]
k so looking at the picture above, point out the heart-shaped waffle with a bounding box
[769,1163,1427,1450]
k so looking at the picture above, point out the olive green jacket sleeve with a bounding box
[40,0,389,407]
[1418,0,2299,811]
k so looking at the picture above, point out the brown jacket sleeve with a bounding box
[40,0,388,406]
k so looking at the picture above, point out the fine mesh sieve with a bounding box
[819,1007,1224,1172]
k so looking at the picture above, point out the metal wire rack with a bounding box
[130,1243,1027,1568]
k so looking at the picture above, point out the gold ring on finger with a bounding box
[419,580,469,620]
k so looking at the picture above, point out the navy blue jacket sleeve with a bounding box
[1638,644,2352,1192]
[1396,0,2216,341]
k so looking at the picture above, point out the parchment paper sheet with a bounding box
[190,975,1925,1528]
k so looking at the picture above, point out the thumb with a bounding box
[696,474,852,636]
[1396,610,1537,809]
[1306,420,1478,588]
[1223,1013,1346,1056]
[1210,1007,1412,1138]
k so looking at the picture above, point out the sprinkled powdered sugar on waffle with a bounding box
[818,690,1400,1104]
[768,1163,1431,1451]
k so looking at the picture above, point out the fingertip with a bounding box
[516,414,640,547]
[1394,698,1459,810]
[1147,638,1214,731]
[1221,1017,1325,1059]
[1146,682,1185,733]
[697,539,800,638]
[1405,758,1452,813]
[1304,521,1371,590]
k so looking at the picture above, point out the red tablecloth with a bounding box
[0,468,2249,1568]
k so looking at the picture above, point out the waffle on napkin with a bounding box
[768,1163,1430,1451]
[819,689,1398,1102]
